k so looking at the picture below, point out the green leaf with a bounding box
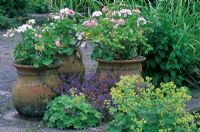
[65,48,73,55]
[42,58,53,66]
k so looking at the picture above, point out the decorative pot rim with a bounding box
[13,62,62,70]
[96,56,146,64]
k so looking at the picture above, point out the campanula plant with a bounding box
[59,73,118,121]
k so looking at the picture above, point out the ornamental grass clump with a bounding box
[43,89,101,129]
[80,3,153,61]
[108,75,200,131]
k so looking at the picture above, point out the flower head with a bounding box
[82,19,97,27]
[119,9,132,17]
[132,8,141,14]
[16,24,33,33]
[60,8,75,16]
[55,40,61,47]
[118,18,126,25]
[76,32,85,40]
[65,8,75,16]
[27,19,36,25]
[137,17,147,27]
[102,6,108,12]
[81,41,87,47]
[92,11,102,17]
[3,28,15,38]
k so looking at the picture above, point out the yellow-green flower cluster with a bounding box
[109,75,199,132]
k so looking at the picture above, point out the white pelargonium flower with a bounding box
[52,15,61,20]
[137,17,147,27]
[81,41,87,47]
[16,24,33,33]
[119,9,132,17]
[76,32,85,40]
[60,8,65,14]
[27,19,36,25]
[92,11,102,17]
[3,28,15,38]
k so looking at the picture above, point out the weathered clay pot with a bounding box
[12,63,61,118]
[56,48,85,77]
[96,56,146,80]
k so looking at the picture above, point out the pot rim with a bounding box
[13,62,62,69]
[96,56,146,64]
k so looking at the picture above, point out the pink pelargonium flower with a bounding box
[118,18,126,25]
[60,8,75,16]
[35,34,42,38]
[55,40,61,47]
[82,19,97,27]
[65,8,75,16]
[102,6,108,12]
[132,8,141,14]
[110,19,118,24]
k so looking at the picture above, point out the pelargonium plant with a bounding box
[59,72,118,121]
[47,8,86,56]
[80,3,153,61]
[3,8,84,68]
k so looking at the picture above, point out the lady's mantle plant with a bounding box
[3,8,83,68]
[81,4,153,61]
[108,75,200,131]
[43,89,101,129]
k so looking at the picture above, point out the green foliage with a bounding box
[80,3,153,61]
[46,17,78,56]
[14,27,58,68]
[5,9,81,68]
[142,0,200,86]
[0,13,11,29]
[43,91,101,129]
[0,0,28,18]
[108,75,200,131]
[29,0,49,13]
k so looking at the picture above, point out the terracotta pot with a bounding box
[96,56,146,80]
[12,63,61,118]
[56,48,85,77]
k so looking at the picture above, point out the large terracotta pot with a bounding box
[12,63,61,118]
[56,48,85,77]
[96,56,146,80]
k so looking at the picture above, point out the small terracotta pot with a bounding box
[12,63,61,118]
[96,56,146,80]
[56,48,85,77]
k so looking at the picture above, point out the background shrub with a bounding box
[109,75,199,131]
[142,0,200,87]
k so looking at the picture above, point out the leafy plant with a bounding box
[4,8,82,68]
[142,0,200,86]
[43,92,101,129]
[80,3,153,61]
[108,75,200,131]
[28,0,49,13]
[0,0,28,18]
